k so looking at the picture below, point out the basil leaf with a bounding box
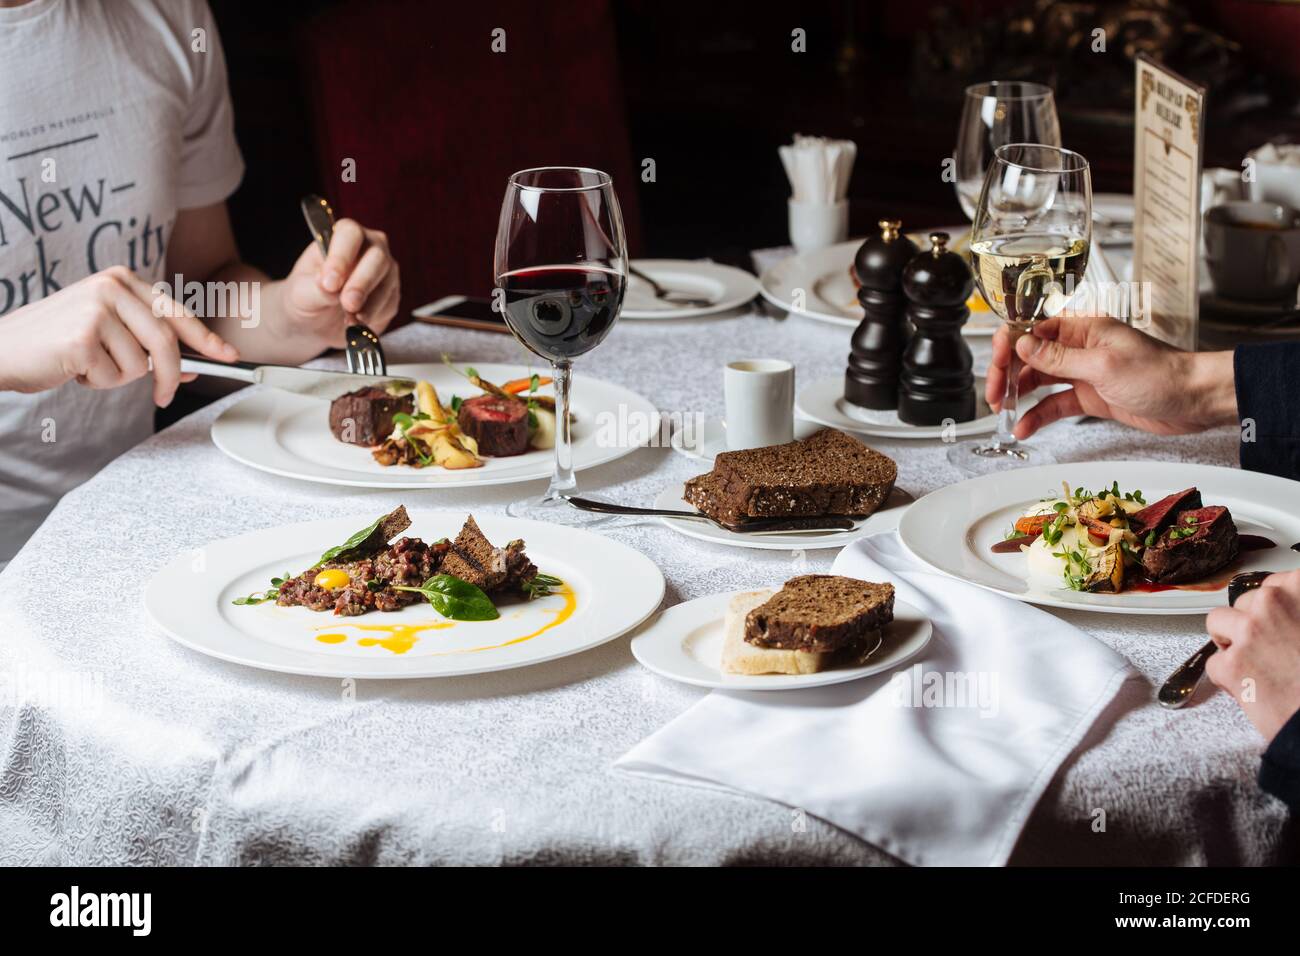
[392,574,499,621]
[319,515,387,564]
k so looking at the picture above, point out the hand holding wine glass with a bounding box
[948,143,1092,475]
[494,167,627,523]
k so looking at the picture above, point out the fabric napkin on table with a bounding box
[617,532,1134,866]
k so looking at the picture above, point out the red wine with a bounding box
[499,266,625,361]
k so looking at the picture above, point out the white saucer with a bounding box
[796,375,998,439]
[622,259,760,319]
[652,482,912,551]
[669,417,823,462]
[630,590,932,690]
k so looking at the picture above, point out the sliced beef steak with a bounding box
[1141,505,1240,584]
[1131,487,1202,535]
[457,395,530,457]
[329,387,413,446]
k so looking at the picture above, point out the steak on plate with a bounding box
[1141,505,1240,584]
[457,394,530,457]
[329,386,413,446]
[1131,487,1202,535]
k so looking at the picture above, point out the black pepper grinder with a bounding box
[897,232,976,426]
[844,219,918,410]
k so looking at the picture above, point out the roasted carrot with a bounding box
[1014,514,1052,536]
[503,375,552,394]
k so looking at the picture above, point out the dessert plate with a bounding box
[796,375,998,440]
[144,510,665,679]
[898,460,1300,615]
[630,590,932,690]
[622,259,760,319]
[652,483,913,551]
[211,362,657,489]
[758,235,1000,336]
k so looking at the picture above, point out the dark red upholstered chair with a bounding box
[295,0,643,318]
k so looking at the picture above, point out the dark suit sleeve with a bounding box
[1260,706,1300,811]
[1234,344,1300,480]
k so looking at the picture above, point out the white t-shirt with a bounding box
[0,0,244,566]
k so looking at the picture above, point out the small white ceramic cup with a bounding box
[724,359,795,450]
[788,199,848,254]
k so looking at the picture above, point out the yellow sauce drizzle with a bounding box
[311,586,577,656]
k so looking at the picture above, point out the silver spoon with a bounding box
[627,263,715,309]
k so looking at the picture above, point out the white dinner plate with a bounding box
[144,510,665,679]
[211,362,657,489]
[652,482,913,551]
[758,234,1001,336]
[622,259,760,319]
[630,590,932,690]
[898,460,1300,615]
[796,375,997,439]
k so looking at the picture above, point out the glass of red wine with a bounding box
[493,167,628,524]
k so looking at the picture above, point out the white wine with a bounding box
[969,233,1089,328]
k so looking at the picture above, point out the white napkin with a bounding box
[779,134,856,204]
[617,532,1134,866]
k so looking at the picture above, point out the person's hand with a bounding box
[984,314,1238,439]
[0,266,238,406]
[280,219,400,348]
[1206,570,1300,742]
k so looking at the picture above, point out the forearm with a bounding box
[201,261,334,366]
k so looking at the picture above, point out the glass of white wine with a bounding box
[948,143,1091,475]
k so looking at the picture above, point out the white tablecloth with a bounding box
[0,288,1293,865]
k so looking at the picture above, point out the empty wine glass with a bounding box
[493,167,627,524]
[953,81,1061,221]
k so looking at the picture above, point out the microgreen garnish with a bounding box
[233,572,292,605]
[521,573,564,599]
[391,411,434,465]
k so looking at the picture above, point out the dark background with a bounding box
[210,0,1300,314]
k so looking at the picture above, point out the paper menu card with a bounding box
[1132,54,1206,350]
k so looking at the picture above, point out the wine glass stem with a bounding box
[544,359,576,501]
[993,339,1022,451]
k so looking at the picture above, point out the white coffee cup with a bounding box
[724,359,795,450]
[788,199,848,254]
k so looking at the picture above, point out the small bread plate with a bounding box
[652,483,913,551]
[630,590,932,690]
[898,460,1300,615]
[144,510,665,679]
[670,417,822,462]
[796,375,997,439]
[622,259,761,319]
[758,235,1000,336]
[211,361,656,489]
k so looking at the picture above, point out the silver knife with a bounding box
[178,355,410,401]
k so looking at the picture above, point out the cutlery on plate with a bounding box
[1157,570,1274,709]
[301,194,388,375]
[177,354,407,401]
[561,494,857,535]
[628,263,715,309]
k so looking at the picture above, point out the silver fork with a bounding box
[300,194,387,375]
[561,494,857,535]
[1157,570,1273,708]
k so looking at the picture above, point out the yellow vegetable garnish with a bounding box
[313,569,351,591]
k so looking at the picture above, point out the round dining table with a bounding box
[0,254,1293,865]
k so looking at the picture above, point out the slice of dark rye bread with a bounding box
[683,429,896,524]
[744,575,895,653]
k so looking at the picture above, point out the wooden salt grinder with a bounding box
[844,219,918,410]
